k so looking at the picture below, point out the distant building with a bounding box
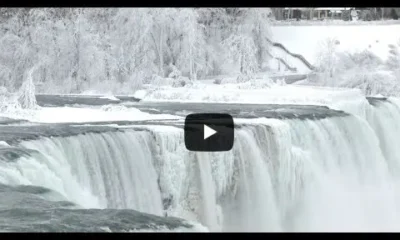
[278,8,400,21]
[283,8,352,20]
[313,8,352,20]
[282,8,308,20]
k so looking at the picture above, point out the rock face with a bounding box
[366,96,387,106]
[0,182,197,232]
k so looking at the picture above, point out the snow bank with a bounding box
[141,81,364,106]
[271,20,400,26]
[133,90,148,99]
[0,105,182,124]
[139,81,369,117]
[271,24,400,65]
[99,96,120,101]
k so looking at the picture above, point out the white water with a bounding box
[366,98,400,176]
[2,98,400,231]
[284,116,399,231]
[222,126,282,231]
[1,130,164,215]
[196,153,220,231]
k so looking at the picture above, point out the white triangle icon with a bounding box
[204,124,217,140]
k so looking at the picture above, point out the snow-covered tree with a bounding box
[387,42,400,69]
[223,33,258,81]
[245,8,272,69]
[18,66,37,109]
[221,8,272,81]
[386,40,400,82]
[175,9,207,80]
[0,8,273,95]
[315,37,340,85]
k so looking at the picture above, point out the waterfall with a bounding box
[6,130,164,215]
[3,98,400,231]
[281,116,400,231]
[195,153,220,231]
[221,125,282,232]
[365,98,400,175]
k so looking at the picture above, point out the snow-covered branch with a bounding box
[0,8,273,94]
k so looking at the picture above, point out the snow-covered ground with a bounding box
[271,19,400,26]
[271,24,400,65]
[138,80,370,117]
[140,81,363,106]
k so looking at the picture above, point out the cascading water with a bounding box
[3,98,400,231]
[10,131,164,215]
[365,98,400,175]
[280,116,400,231]
[220,125,282,232]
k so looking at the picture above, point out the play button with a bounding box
[184,113,234,152]
[204,124,217,140]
